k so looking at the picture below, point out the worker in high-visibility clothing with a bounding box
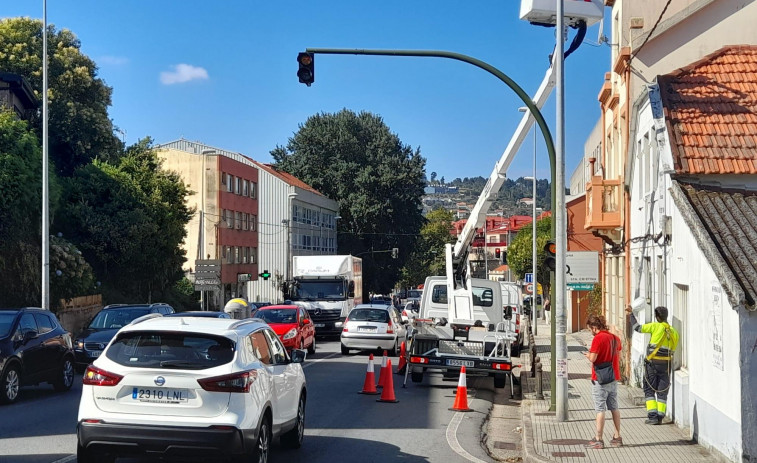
[627,305,679,425]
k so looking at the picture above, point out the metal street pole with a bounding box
[524,174,538,337]
[555,0,569,422]
[484,218,488,279]
[41,0,50,310]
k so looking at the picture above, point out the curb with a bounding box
[520,400,552,463]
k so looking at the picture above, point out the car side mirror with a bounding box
[290,349,307,364]
[302,318,310,325]
[23,330,38,343]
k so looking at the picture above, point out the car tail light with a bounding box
[402,310,407,317]
[343,318,350,332]
[515,314,520,333]
[492,363,512,371]
[198,370,258,393]
[82,365,123,386]
[410,356,428,364]
[387,322,394,334]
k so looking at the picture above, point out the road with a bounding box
[0,339,505,463]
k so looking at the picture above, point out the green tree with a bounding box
[0,18,120,176]
[55,139,193,302]
[507,216,552,294]
[271,109,426,295]
[399,208,455,288]
[0,111,62,307]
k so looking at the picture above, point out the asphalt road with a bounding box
[0,338,501,463]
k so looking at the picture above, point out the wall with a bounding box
[57,295,103,336]
[566,194,604,332]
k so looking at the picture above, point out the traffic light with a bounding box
[495,248,501,259]
[258,270,271,281]
[494,248,507,263]
[391,248,399,259]
[543,240,556,271]
[297,52,314,86]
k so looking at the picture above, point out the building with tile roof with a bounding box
[626,44,757,463]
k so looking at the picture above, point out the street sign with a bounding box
[568,283,594,291]
[237,273,251,283]
[525,273,533,284]
[525,283,534,294]
[195,259,221,291]
[565,252,599,284]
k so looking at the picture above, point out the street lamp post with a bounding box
[285,193,298,282]
[524,176,537,336]
[41,0,50,310]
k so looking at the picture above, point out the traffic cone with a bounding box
[358,354,379,395]
[449,366,472,412]
[396,341,407,375]
[377,350,389,388]
[377,359,399,403]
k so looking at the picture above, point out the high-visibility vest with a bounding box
[642,322,679,361]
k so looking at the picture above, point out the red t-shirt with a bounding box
[589,330,621,381]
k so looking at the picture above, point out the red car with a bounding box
[254,305,316,354]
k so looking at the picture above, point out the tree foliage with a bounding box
[271,109,426,295]
[0,17,120,176]
[55,139,194,302]
[399,208,455,288]
[507,216,552,292]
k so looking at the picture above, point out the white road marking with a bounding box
[446,412,489,463]
[51,456,76,463]
[302,352,340,368]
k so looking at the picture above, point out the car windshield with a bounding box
[256,309,297,324]
[293,281,345,300]
[88,308,151,330]
[408,290,422,298]
[0,312,17,338]
[349,309,390,323]
[106,331,235,369]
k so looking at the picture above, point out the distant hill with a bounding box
[424,176,552,217]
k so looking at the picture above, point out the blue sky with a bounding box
[4,1,610,182]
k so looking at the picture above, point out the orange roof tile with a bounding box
[658,45,757,175]
[249,161,325,197]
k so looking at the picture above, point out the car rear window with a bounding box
[349,309,390,323]
[106,331,235,370]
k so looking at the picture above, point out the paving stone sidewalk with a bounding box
[515,318,720,463]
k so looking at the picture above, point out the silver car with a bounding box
[340,304,407,356]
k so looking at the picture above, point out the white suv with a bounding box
[76,314,307,463]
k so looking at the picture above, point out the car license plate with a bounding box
[446,359,474,367]
[132,387,188,404]
[314,323,325,328]
[359,327,377,333]
[89,351,102,358]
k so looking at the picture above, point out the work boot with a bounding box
[644,414,661,425]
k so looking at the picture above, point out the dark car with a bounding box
[164,311,230,318]
[0,307,76,404]
[73,303,174,371]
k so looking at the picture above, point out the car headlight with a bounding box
[283,328,297,340]
[335,321,343,328]
[76,340,84,349]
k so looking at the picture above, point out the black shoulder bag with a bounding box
[594,334,616,385]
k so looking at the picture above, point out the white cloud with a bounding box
[160,64,209,85]
[99,55,129,66]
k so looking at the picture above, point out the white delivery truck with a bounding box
[286,255,363,337]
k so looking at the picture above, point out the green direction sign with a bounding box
[568,283,594,291]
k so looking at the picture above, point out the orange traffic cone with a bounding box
[358,354,379,395]
[377,358,399,403]
[449,366,472,412]
[396,341,407,375]
[377,350,389,388]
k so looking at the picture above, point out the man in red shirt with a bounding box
[582,314,623,449]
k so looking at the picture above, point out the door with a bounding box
[263,329,298,425]
[16,314,44,383]
[33,313,62,376]
[299,307,314,348]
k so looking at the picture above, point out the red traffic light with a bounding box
[495,249,501,258]
[298,53,313,66]
[297,52,314,86]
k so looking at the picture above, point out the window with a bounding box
[226,246,233,264]
[235,212,242,229]
[242,213,249,231]
[243,180,249,197]
[304,208,312,225]
[432,284,448,304]
[251,247,258,264]
[263,329,289,364]
[314,236,320,252]
[242,246,248,264]
[235,247,241,264]
[673,284,688,370]
[250,182,257,199]
[235,177,241,195]
[292,205,300,223]
[250,331,272,365]
[106,332,235,369]
[224,209,233,229]
[226,174,234,193]
[33,313,55,334]
[250,215,257,232]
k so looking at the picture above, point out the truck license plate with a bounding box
[446,359,474,367]
[314,323,325,328]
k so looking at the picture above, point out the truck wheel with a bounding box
[411,368,424,383]
[340,343,350,355]
[511,343,520,358]
[494,373,507,389]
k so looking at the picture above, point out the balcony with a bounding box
[585,176,622,230]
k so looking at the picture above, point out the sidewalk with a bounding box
[513,318,719,462]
